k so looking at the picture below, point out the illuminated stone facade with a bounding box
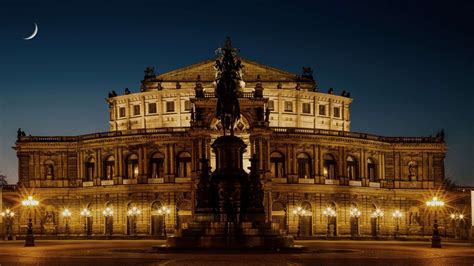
[1,56,471,240]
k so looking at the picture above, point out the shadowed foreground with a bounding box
[0,240,472,266]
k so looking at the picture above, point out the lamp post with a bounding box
[426,196,444,248]
[102,207,113,237]
[292,206,306,237]
[371,208,384,238]
[157,206,170,237]
[62,208,72,237]
[127,206,141,237]
[449,212,464,239]
[392,210,403,239]
[80,208,92,237]
[322,207,336,237]
[1,209,15,240]
[349,207,361,238]
[21,195,39,247]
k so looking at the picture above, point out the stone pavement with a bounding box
[0,239,472,265]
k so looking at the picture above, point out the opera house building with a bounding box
[1,49,471,240]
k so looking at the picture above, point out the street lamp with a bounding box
[292,206,306,237]
[1,209,15,240]
[102,207,114,237]
[371,208,384,238]
[157,206,170,237]
[62,208,72,237]
[80,208,92,237]
[349,207,361,238]
[21,195,39,247]
[322,207,336,237]
[426,196,444,248]
[392,210,403,238]
[449,212,464,239]
[127,206,141,237]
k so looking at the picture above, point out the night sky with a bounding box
[0,0,472,185]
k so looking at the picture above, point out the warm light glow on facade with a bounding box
[62,208,72,217]
[80,208,92,217]
[371,208,384,218]
[103,207,113,217]
[426,197,445,207]
[22,195,39,207]
[127,206,142,217]
[323,207,336,217]
[292,206,307,216]
[1,209,14,218]
[350,207,361,218]
[157,206,170,215]
[392,209,403,219]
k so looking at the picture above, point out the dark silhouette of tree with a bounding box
[442,177,456,191]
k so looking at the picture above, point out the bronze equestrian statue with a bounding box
[214,37,242,136]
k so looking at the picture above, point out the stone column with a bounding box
[139,146,145,184]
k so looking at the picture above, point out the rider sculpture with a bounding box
[214,38,242,136]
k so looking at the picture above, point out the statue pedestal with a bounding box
[165,221,294,249]
[163,135,293,249]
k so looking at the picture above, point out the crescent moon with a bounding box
[24,23,38,40]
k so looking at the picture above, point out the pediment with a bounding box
[155,58,311,83]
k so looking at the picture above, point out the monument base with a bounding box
[431,237,442,248]
[163,221,294,249]
[24,235,35,247]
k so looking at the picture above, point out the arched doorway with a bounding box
[271,201,287,233]
[299,201,312,237]
[103,156,115,180]
[103,203,114,236]
[84,203,93,236]
[323,154,337,179]
[150,201,164,236]
[85,157,95,181]
[346,156,359,180]
[297,153,312,179]
[349,203,361,237]
[125,154,139,179]
[370,204,379,237]
[126,202,133,235]
[270,152,285,178]
[177,201,192,230]
[176,152,192,178]
[325,202,337,236]
[149,152,165,178]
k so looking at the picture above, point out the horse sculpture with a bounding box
[215,38,242,136]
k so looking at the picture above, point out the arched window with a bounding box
[297,153,312,179]
[85,157,95,181]
[149,152,165,179]
[103,156,115,180]
[44,160,54,180]
[346,156,359,180]
[125,154,139,179]
[323,154,336,179]
[367,158,377,182]
[176,152,191,178]
[270,152,285,178]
